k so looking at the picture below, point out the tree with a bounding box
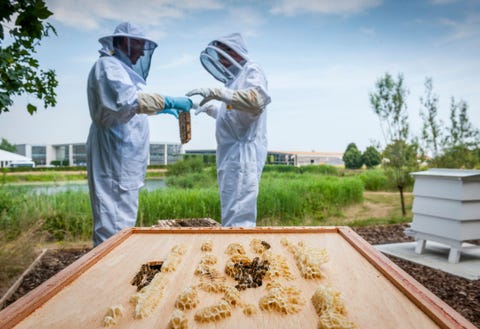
[343,143,363,169]
[382,140,417,189]
[427,97,480,168]
[370,73,417,216]
[418,78,479,168]
[0,137,16,152]
[443,97,479,149]
[0,0,58,114]
[431,145,480,169]
[419,77,442,158]
[362,145,381,168]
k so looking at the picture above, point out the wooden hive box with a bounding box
[0,226,475,329]
[408,169,480,263]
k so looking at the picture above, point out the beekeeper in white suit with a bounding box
[87,22,193,246]
[187,33,271,227]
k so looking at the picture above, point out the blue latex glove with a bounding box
[157,108,179,119]
[164,96,193,112]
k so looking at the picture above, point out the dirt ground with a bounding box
[1,223,479,327]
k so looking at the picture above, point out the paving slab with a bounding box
[375,241,480,280]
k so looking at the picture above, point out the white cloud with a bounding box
[270,0,382,16]
[225,6,266,37]
[438,13,480,42]
[46,0,224,30]
[155,53,196,69]
[359,27,376,36]
[429,0,460,4]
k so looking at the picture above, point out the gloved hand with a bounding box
[195,104,218,118]
[186,88,233,106]
[157,109,179,119]
[164,96,193,112]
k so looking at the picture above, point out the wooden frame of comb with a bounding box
[179,111,191,144]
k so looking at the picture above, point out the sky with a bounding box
[1,0,479,153]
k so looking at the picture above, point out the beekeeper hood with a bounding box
[200,33,249,84]
[99,22,157,80]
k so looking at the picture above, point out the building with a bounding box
[14,142,185,167]
[0,149,34,168]
[267,151,344,166]
[185,150,344,167]
[11,143,343,168]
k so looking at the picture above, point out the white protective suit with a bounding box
[86,23,191,246]
[192,33,271,227]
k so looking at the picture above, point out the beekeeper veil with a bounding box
[99,22,157,80]
[200,33,248,84]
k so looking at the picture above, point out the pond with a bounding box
[5,179,167,195]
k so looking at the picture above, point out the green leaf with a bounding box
[27,103,37,115]
[0,0,58,115]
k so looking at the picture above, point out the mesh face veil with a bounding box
[200,41,244,84]
[99,22,158,81]
[128,38,156,80]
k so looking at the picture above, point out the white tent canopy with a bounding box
[0,149,34,168]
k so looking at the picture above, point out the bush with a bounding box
[166,157,206,176]
[359,169,389,191]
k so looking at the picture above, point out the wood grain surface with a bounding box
[0,226,475,329]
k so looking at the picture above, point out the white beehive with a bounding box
[407,168,480,263]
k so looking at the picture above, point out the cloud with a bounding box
[429,0,460,4]
[438,13,480,42]
[270,0,382,16]
[46,0,224,30]
[224,6,267,37]
[155,53,196,69]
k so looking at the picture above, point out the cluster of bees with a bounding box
[229,256,270,291]
[130,261,163,291]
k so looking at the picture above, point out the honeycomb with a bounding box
[167,309,188,329]
[162,244,187,272]
[194,300,232,323]
[130,245,186,319]
[259,281,305,314]
[262,250,294,281]
[283,239,329,279]
[195,262,220,278]
[130,272,169,319]
[200,253,217,265]
[311,285,357,329]
[131,261,163,291]
[179,111,191,144]
[221,285,242,307]
[195,252,220,278]
[175,286,199,310]
[225,243,246,255]
[242,303,258,316]
[171,244,187,255]
[225,254,251,277]
[201,239,213,252]
[249,238,271,254]
[102,304,124,327]
[198,277,228,293]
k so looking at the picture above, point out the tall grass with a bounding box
[0,171,364,242]
[138,188,221,226]
[258,174,363,225]
[0,187,92,242]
